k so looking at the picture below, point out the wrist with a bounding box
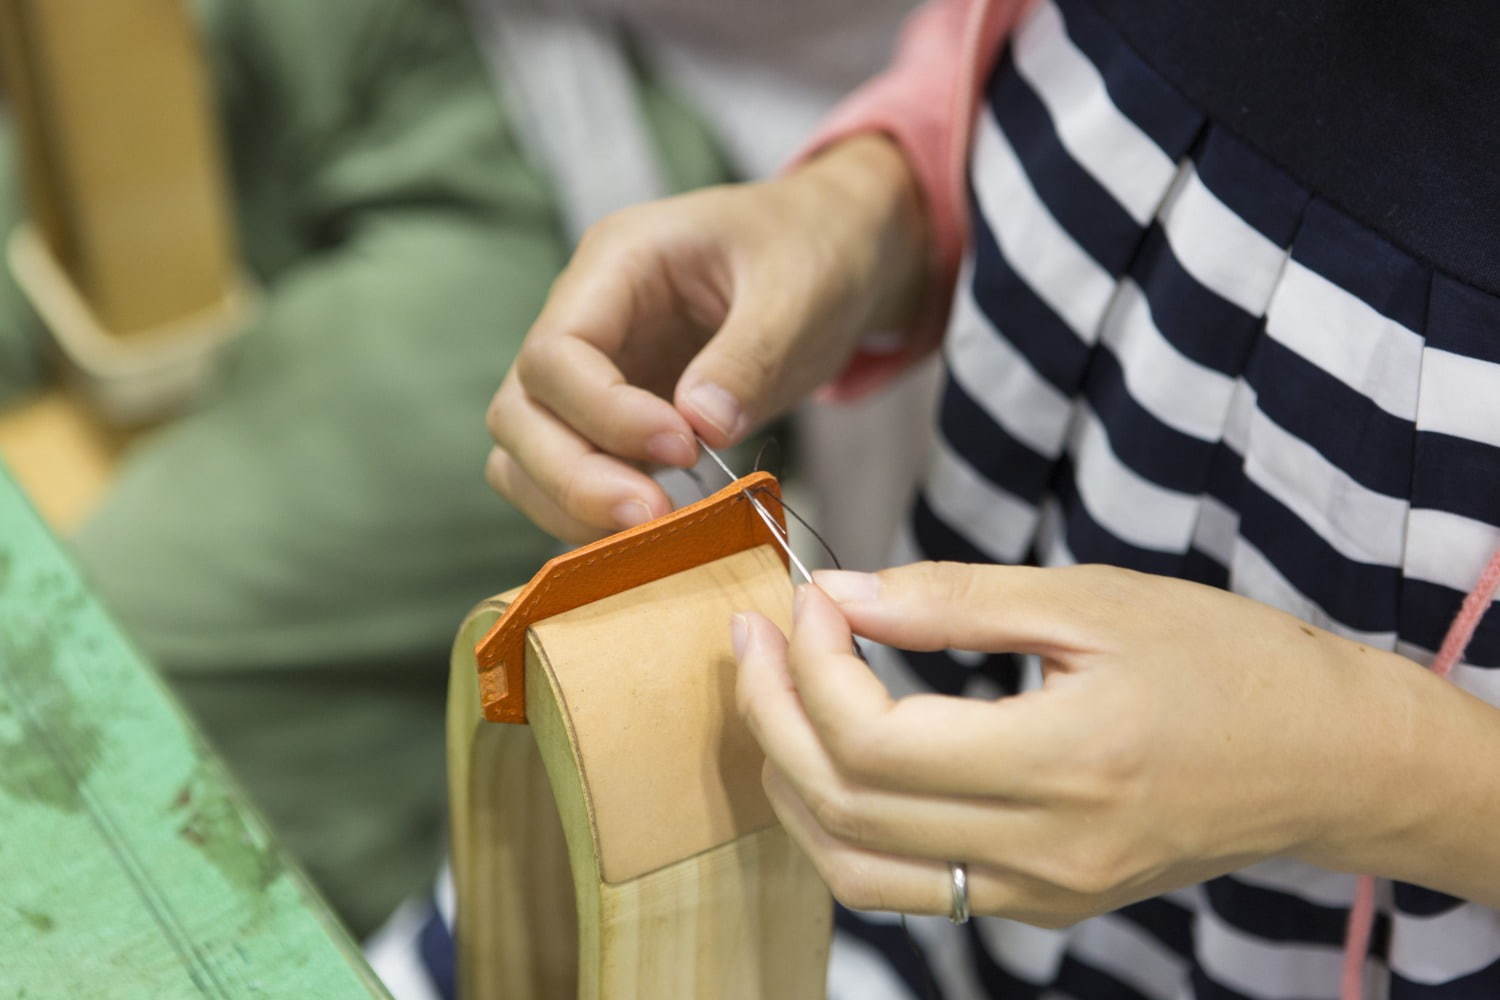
[785,133,930,335]
[1296,644,1500,906]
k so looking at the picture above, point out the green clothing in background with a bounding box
[0,0,729,935]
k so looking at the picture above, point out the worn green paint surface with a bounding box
[0,463,389,999]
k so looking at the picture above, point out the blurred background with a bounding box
[0,0,935,979]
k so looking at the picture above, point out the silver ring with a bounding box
[948,862,970,924]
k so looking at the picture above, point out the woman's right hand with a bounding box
[484,134,929,542]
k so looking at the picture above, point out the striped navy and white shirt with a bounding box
[831,0,1500,998]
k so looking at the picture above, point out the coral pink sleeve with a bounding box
[792,0,1026,400]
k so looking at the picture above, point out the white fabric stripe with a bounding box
[1404,507,1500,594]
[1069,913,1188,998]
[1190,494,1238,569]
[908,914,990,1000]
[1449,662,1500,706]
[1395,639,1438,669]
[1395,640,1500,707]
[1157,164,1288,317]
[1011,0,1176,226]
[1221,378,1255,456]
[1241,404,1410,567]
[1229,538,1397,649]
[1036,496,1076,569]
[924,437,1039,563]
[1194,375,1414,577]
[1069,404,1199,552]
[964,672,1009,699]
[975,918,1069,985]
[1390,904,1500,985]
[1231,860,1358,911]
[1099,276,1238,442]
[947,261,1074,458]
[886,515,924,569]
[362,899,444,1000]
[1197,903,1344,1000]
[1264,259,1424,421]
[435,862,456,929]
[1417,347,1500,450]
[950,647,987,668]
[1019,652,1046,694]
[827,931,922,1000]
[972,111,1116,342]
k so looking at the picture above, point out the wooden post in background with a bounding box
[0,0,238,336]
[0,0,254,525]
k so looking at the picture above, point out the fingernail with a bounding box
[646,431,696,467]
[813,570,881,604]
[611,499,654,529]
[793,584,811,624]
[684,382,745,440]
[730,613,750,659]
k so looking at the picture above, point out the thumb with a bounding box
[811,562,1080,656]
[675,288,854,448]
[674,308,791,448]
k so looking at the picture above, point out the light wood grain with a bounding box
[448,594,580,1000]
[449,547,832,1000]
[0,0,238,335]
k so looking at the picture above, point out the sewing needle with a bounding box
[695,438,815,586]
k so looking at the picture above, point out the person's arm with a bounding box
[791,0,977,401]
[482,0,1047,542]
[733,563,1500,921]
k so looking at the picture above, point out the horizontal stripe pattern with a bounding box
[860,0,1500,997]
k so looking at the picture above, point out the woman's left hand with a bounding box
[731,561,1435,926]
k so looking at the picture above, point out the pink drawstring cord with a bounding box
[1339,544,1500,999]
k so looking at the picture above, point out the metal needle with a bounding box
[695,438,815,585]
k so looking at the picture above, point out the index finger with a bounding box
[517,335,699,468]
[788,583,1077,802]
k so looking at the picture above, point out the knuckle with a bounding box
[1066,702,1148,796]
[482,449,509,495]
[823,720,887,787]
[1030,905,1093,931]
[514,335,565,388]
[555,464,594,521]
[1049,840,1128,899]
[577,210,630,253]
[716,341,781,395]
[807,785,868,846]
[894,561,985,644]
[485,384,514,444]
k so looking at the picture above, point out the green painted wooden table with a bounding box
[0,461,390,999]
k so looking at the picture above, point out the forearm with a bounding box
[1300,646,1500,908]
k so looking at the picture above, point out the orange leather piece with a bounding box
[474,471,788,723]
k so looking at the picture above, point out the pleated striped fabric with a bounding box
[830,0,1500,997]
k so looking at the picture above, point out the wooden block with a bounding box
[449,546,832,1000]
